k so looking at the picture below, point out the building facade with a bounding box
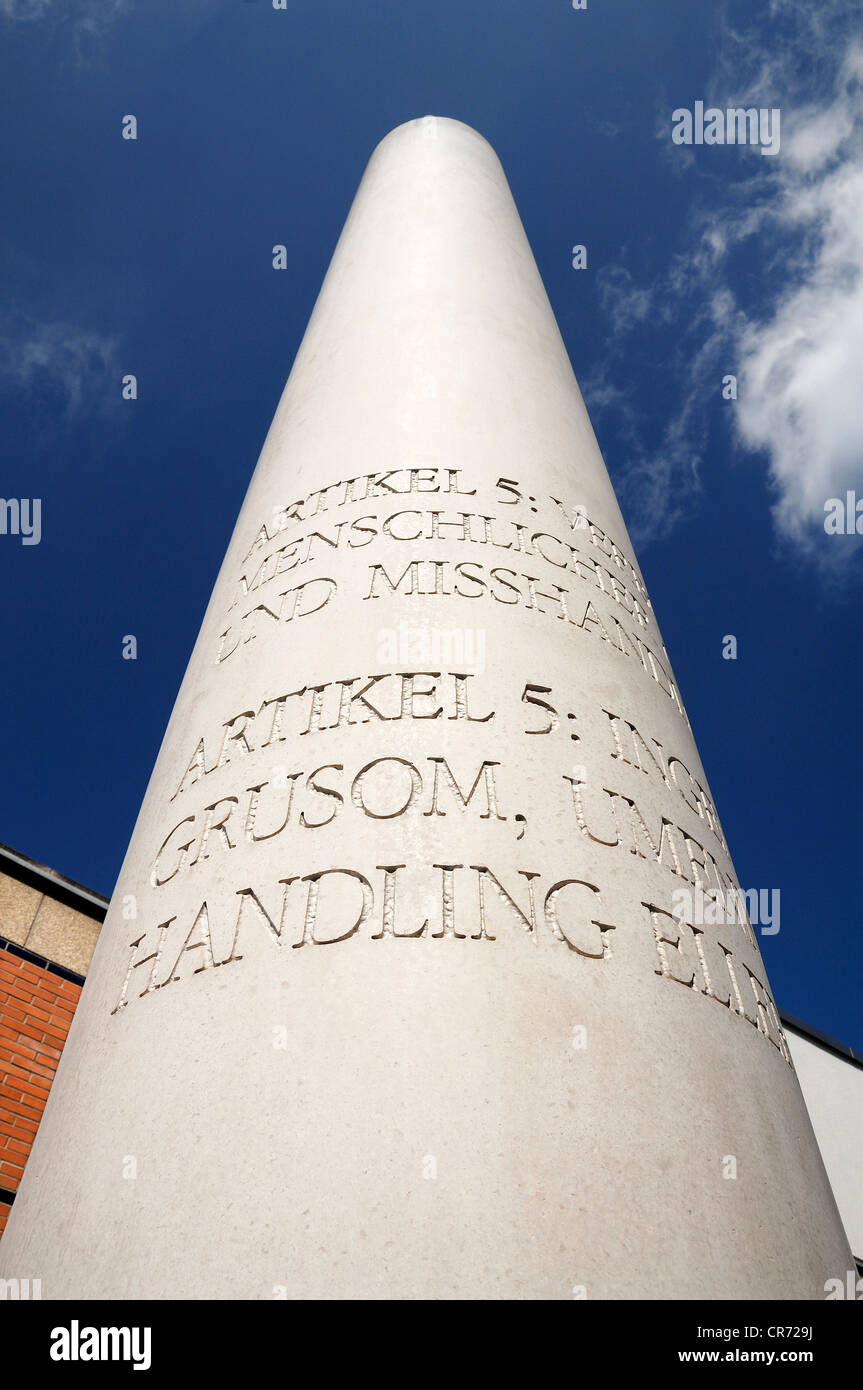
[0,843,107,1238]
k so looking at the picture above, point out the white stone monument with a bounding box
[0,117,852,1299]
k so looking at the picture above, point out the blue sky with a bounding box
[1,0,861,1046]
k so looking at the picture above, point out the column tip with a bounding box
[372,115,498,159]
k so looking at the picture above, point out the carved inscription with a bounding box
[112,865,618,1015]
[172,672,493,799]
[154,756,508,886]
[214,471,667,725]
[110,465,789,1067]
[230,509,652,627]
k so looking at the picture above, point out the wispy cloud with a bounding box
[0,0,128,18]
[1,0,130,49]
[0,314,121,425]
[590,0,863,573]
[596,265,654,337]
[0,0,51,17]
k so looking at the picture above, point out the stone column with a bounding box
[1,116,851,1299]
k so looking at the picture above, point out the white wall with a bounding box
[787,1026,863,1262]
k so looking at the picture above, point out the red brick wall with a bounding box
[0,946,81,1237]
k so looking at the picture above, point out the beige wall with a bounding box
[787,1027,863,1263]
[0,867,103,977]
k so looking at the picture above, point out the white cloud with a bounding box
[736,174,863,541]
[596,266,654,337]
[0,0,130,47]
[726,23,863,554]
[0,0,51,17]
[597,0,863,570]
[0,315,120,421]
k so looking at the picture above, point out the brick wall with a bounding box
[0,847,106,1238]
[0,946,82,1236]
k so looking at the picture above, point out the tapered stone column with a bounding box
[1,117,851,1299]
